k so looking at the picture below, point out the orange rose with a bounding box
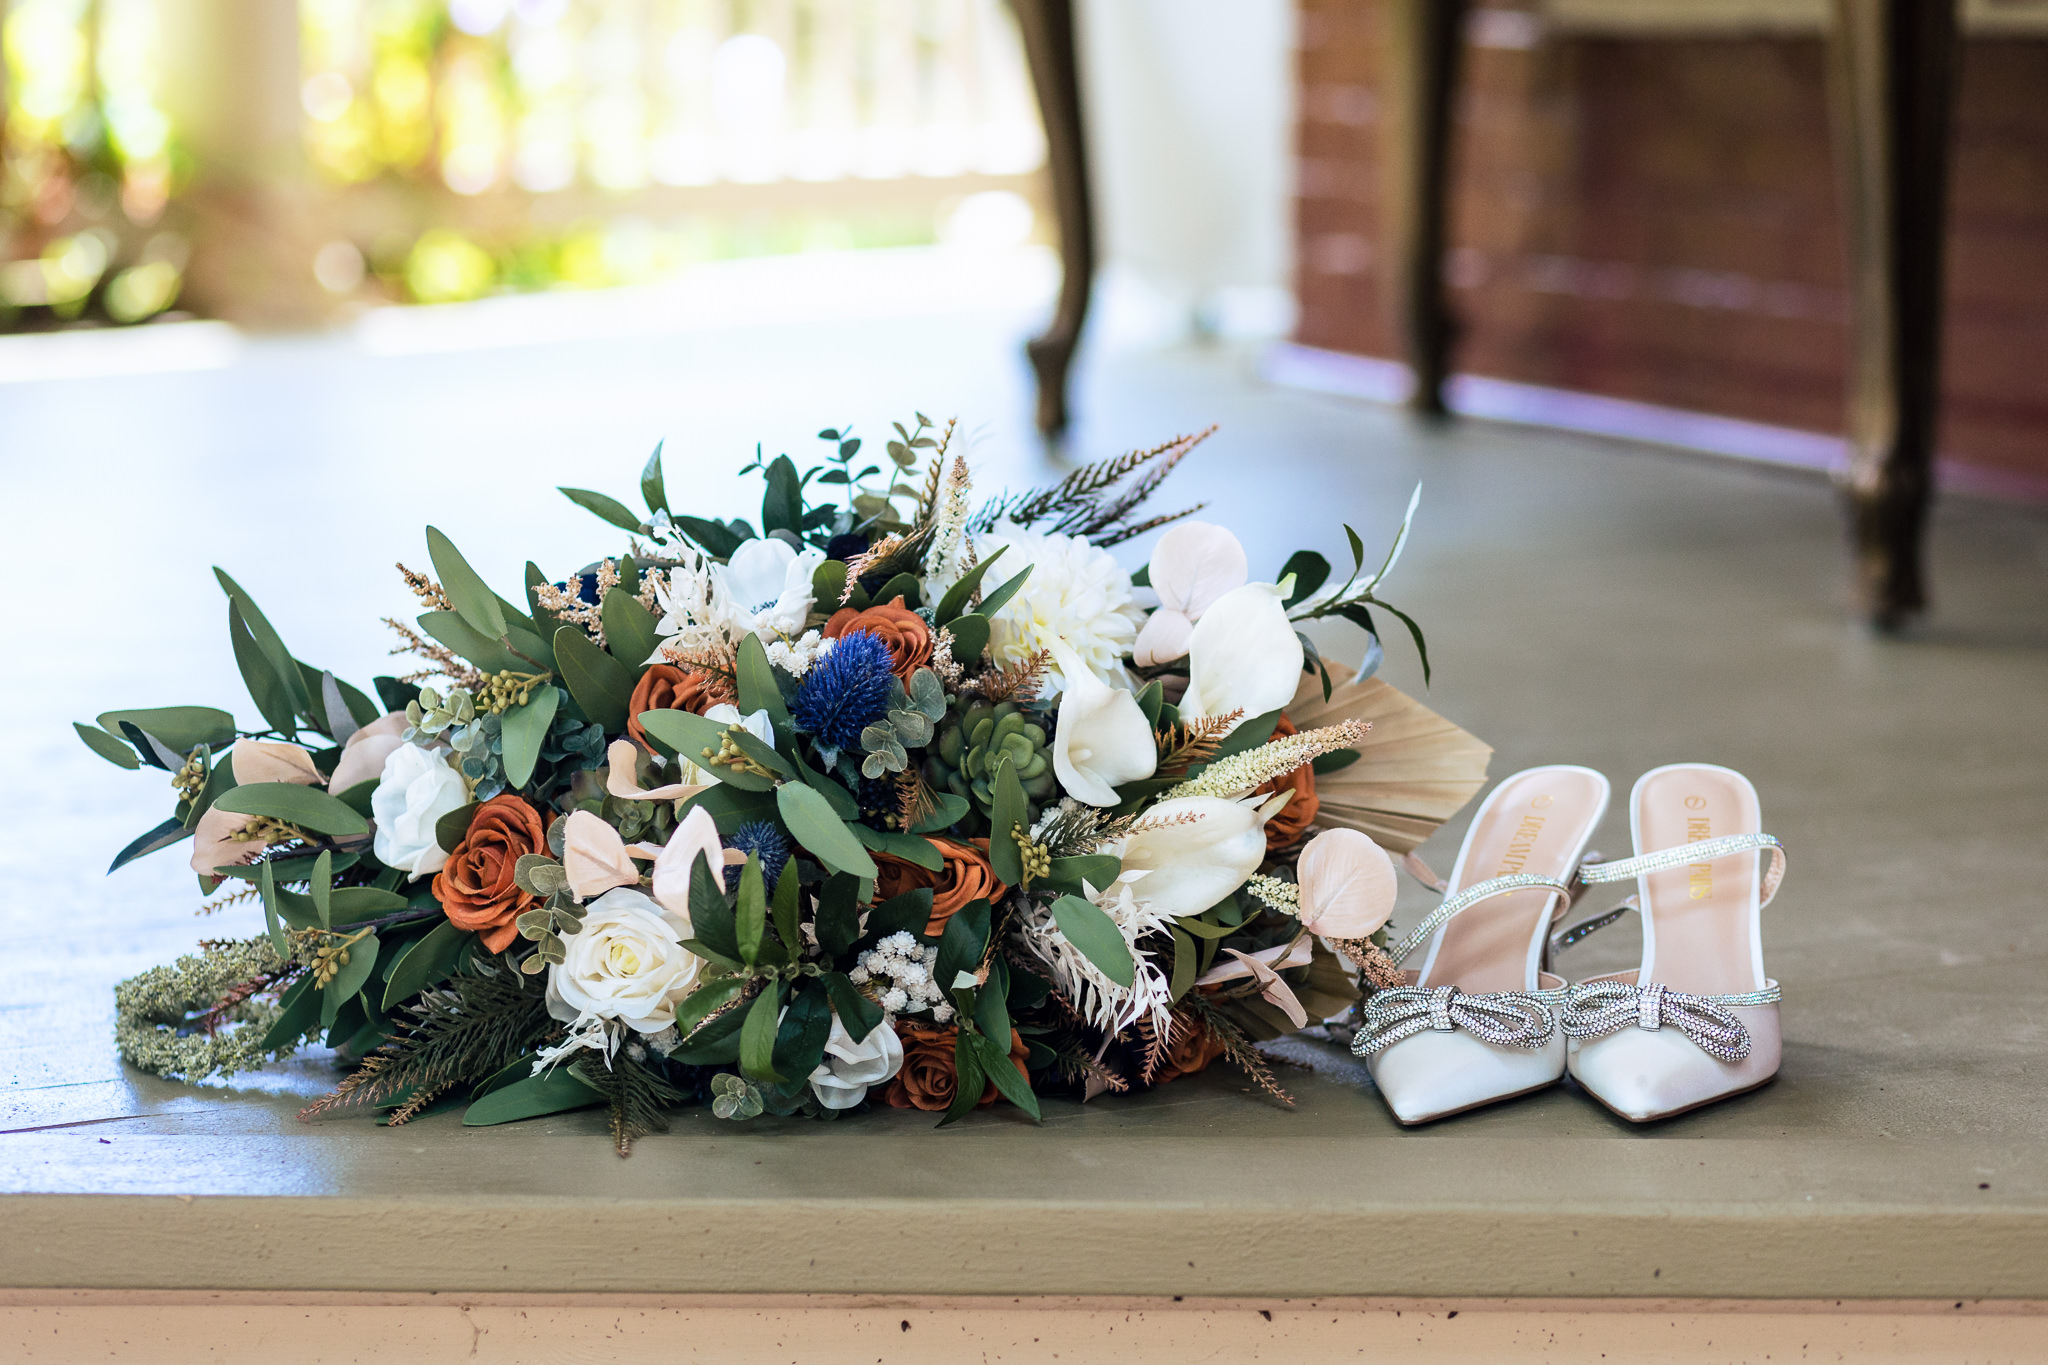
[627,664,728,749]
[1257,714,1320,852]
[871,836,1006,935]
[432,794,548,952]
[883,1023,1031,1111]
[822,596,931,682]
[1151,1015,1229,1085]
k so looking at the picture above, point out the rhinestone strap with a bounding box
[1577,832,1786,909]
[1386,872,1576,966]
[1351,985,1561,1056]
[1559,979,1781,1062]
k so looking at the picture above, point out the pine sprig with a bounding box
[974,427,1216,545]
[1179,993,1295,1107]
[571,1053,685,1157]
[298,962,552,1122]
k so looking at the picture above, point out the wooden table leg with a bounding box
[1380,0,1469,418]
[1825,0,1960,630]
[1010,0,1094,438]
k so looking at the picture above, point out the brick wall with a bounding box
[1295,3,2048,482]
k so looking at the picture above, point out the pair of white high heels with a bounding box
[1350,762,1786,1125]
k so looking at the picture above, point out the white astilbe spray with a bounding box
[923,455,977,598]
[1013,880,1176,1038]
[1163,720,1373,800]
[850,931,954,1023]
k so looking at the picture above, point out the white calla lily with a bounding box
[651,805,725,930]
[1048,640,1157,806]
[1109,793,1283,917]
[1134,521,1247,666]
[1178,580,1304,728]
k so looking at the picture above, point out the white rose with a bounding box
[546,887,705,1034]
[370,742,469,879]
[808,1011,905,1110]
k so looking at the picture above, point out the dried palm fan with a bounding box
[1284,662,1492,854]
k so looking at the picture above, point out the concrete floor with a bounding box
[2,256,2045,1296]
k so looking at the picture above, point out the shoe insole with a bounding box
[1634,764,1765,996]
[1418,767,1607,994]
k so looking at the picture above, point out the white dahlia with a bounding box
[975,525,1144,697]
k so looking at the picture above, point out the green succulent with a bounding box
[924,700,1058,818]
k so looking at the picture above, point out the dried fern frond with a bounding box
[894,770,938,832]
[1152,709,1243,777]
[966,648,1049,703]
[1180,993,1295,1107]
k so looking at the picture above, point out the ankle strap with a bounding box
[1550,833,1785,960]
[1387,872,1575,966]
[1578,832,1785,907]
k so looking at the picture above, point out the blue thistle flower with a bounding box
[725,820,791,892]
[791,630,896,752]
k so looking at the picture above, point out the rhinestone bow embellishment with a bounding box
[1558,980,1775,1063]
[1351,985,1557,1057]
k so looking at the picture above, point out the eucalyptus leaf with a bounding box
[425,526,509,641]
[640,441,668,514]
[558,486,645,535]
[1042,854,1121,896]
[739,979,786,1082]
[229,599,297,738]
[261,974,323,1050]
[939,1029,985,1128]
[733,633,791,737]
[319,933,381,1027]
[1170,926,1198,1001]
[94,707,235,755]
[907,791,971,835]
[600,587,660,670]
[853,826,942,870]
[986,754,1027,884]
[213,783,370,838]
[933,897,991,998]
[872,572,920,609]
[462,1067,604,1126]
[379,919,467,1010]
[433,802,480,854]
[214,569,309,715]
[500,685,558,788]
[858,888,934,948]
[776,782,877,878]
[762,454,803,535]
[945,613,990,665]
[1049,895,1135,988]
[553,625,636,734]
[108,817,191,875]
[734,852,767,965]
[1279,550,1332,607]
[74,722,140,770]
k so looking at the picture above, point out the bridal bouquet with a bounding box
[91,420,1490,1152]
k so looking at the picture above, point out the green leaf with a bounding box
[418,611,548,676]
[965,1027,1039,1121]
[1049,894,1135,988]
[214,570,310,716]
[739,979,786,1082]
[261,974,323,1050]
[762,454,803,535]
[986,754,1027,884]
[729,727,795,781]
[688,858,740,962]
[462,1067,605,1126]
[500,686,559,789]
[525,562,573,639]
[1130,563,1152,588]
[668,996,748,1063]
[974,564,1032,620]
[319,933,381,1027]
[558,486,645,535]
[600,587,660,670]
[771,856,801,953]
[815,874,863,957]
[309,849,333,928]
[554,625,636,734]
[1042,854,1121,896]
[640,441,668,514]
[1279,550,1332,607]
[95,707,236,755]
[872,572,921,609]
[259,859,287,954]
[1203,708,1283,765]
[939,1029,985,1128]
[933,545,1007,624]
[1172,914,1243,940]
[674,976,748,1036]
[1170,926,1197,1001]
[229,599,297,738]
[811,559,849,613]
[908,792,971,835]
[380,919,467,1010]
[673,515,747,558]
[771,982,832,1080]
[636,709,776,788]
[425,526,509,641]
[776,782,877,878]
[676,782,779,836]
[433,801,480,855]
[946,613,991,665]
[825,970,883,1042]
[974,954,1011,1042]
[734,852,766,965]
[733,633,791,737]
[798,754,860,818]
[1344,523,1367,572]
[329,887,410,924]
[213,783,370,837]
[74,722,140,769]
[1372,597,1433,685]
[853,825,943,870]
[859,888,934,947]
[1311,748,1360,775]
[1134,680,1164,728]
[933,897,991,997]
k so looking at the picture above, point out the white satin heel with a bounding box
[1351,765,1609,1125]
[1553,763,1787,1123]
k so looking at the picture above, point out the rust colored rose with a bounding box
[627,664,727,749]
[1257,714,1320,852]
[432,794,547,952]
[871,836,1006,936]
[822,595,930,682]
[1151,1016,1229,1086]
[883,1023,1031,1112]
